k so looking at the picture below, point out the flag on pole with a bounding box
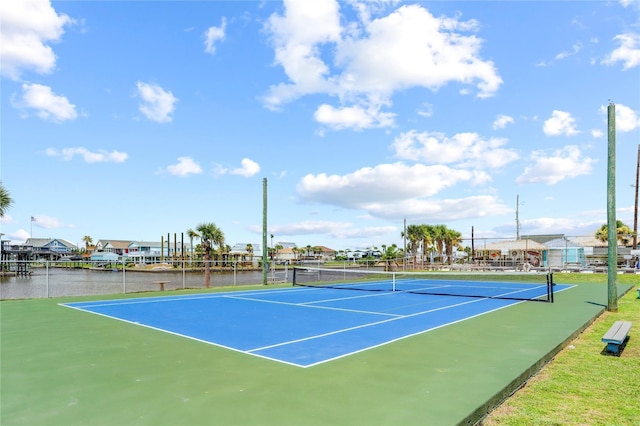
[31,216,36,222]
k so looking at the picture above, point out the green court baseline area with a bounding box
[62,275,573,368]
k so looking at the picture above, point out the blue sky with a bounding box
[1,0,639,251]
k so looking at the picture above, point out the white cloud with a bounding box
[297,162,481,210]
[167,157,202,177]
[251,220,398,241]
[295,161,512,220]
[517,216,602,237]
[543,110,579,136]
[263,1,502,128]
[265,220,353,236]
[614,103,640,132]
[263,0,341,109]
[314,103,395,130]
[230,158,261,177]
[335,5,501,98]
[492,114,514,130]
[204,17,226,55]
[15,83,77,122]
[231,158,260,177]
[136,82,178,123]
[30,214,62,229]
[601,32,640,70]
[555,42,582,60]
[417,103,433,118]
[591,129,604,138]
[392,130,519,169]
[0,214,14,224]
[599,103,640,132]
[516,145,595,185]
[8,229,31,243]
[45,147,128,163]
[0,0,75,80]
[366,195,512,221]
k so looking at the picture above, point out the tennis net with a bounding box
[292,267,554,303]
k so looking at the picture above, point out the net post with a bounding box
[292,267,297,287]
[546,272,554,303]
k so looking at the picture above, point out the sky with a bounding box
[1,0,639,252]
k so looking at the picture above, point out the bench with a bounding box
[153,281,169,291]
[601,320,632,354]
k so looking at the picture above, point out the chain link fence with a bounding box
[0,260,292,300]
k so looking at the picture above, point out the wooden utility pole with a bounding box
[633,144,639,250]
[262,178,268,285]
[607,102,617,312]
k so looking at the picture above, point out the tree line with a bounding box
[402,224,463,266]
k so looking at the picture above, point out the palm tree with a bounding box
[245,243,253,266]
[402,224,422,268]
[0,181,13,218]
[595,221,635,246]
[431,224,448,263]
[196,222,225,288]
[186,228,199,265]
[443,228,463,265]
[219,244,231,267]
[313,246,322,260]
[420,224,435,265]
[217,243,229,267]
[82,235,93,248]
[380,243,400,271]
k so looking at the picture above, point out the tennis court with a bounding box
[2,276,635,425]
[61,272,572,368]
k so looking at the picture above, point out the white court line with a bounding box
[298,290,399,305]
[224,294,402,317]
[62,303,304,368]
[59,286,314,309]
[246,295,490,353]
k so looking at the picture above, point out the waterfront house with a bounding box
[24,238,77,260]
[127,241,192,264]
[94,239,132,256]
[230,243,263,267]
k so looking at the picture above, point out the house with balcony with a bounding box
[127,241,193,264]
[229,243,263,266]
[94,239,132,256]
[24,238,77,260]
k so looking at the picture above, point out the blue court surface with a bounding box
[62,282,572,368]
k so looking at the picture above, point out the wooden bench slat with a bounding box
[601,321,632,354]
[602,321,632,343]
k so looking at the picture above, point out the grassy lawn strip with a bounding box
[483,274,640,425]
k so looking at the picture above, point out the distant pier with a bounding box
[1,245,33,277]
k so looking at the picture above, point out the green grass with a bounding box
[484,274,640,425]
